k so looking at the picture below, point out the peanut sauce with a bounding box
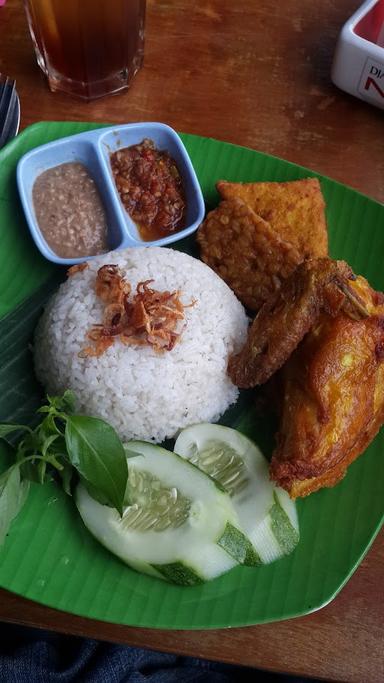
[32,162,109,258]
[110,139,186,242]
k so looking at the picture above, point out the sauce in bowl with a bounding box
[32,162,109,258]
[110,139,186,242]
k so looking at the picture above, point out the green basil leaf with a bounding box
[43,391,76,415]
[61,390,76,414]
[47,435,68,457]
[20,430,39,452]
[41,434,60,457]
[0,466,30,546]
[124,447,143,460]
[57,459,74,496]
[83,480,110,507]
[36,459,47,485]
[65,415,128,515]
[37,415,61,443]
[20,459,42,484]
[0,424,32,440]
[36,406,51,415]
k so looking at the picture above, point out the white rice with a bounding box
[34,247,248,443]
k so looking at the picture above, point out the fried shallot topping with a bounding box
[94,264,131,304]
[81,265,194,357]
[67,262,89,276]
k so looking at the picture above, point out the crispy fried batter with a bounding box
[216,178,328,259]
[197,198,302,311]
[228,258,358,388]
[270,275,384,497]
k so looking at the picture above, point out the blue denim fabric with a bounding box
[0,623,318,683]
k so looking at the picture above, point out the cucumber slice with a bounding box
[174,423,299,564]
[75,441,257,585]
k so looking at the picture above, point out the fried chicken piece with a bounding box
[197,198,302,311]
[228,257,359,388]
[216,178,328,259]
[270,275,384,497]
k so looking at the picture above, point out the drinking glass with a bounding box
[23,0,146,101]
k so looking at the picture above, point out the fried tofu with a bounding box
[197,198,302,311]
[216,178,328,259]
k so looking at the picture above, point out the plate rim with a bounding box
[0,120,383,629]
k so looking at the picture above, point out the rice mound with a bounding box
[34,247,249,443]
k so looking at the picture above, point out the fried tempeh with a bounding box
[197,198,302,311]
[216,178,328,259]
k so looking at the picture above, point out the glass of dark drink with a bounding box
[23,0,146,101]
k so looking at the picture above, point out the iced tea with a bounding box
[24,0,145,100]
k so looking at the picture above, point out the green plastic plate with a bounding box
[0,122,383,629]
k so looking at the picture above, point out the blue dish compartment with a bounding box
[17,138,125,265]
[98,123,206,247]
[16,122,206,265]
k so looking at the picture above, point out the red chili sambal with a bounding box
[110,139,186,242]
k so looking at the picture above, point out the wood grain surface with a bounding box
[0,1,383,682]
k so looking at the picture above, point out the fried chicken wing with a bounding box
[216,178,328,259]
[270,276,384,497]
[228,258,357,388]
[197,198,302,311]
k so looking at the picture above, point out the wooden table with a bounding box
[0,1,383,681]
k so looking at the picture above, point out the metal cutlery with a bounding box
[0,75,20,149]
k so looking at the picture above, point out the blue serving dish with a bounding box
[16,122,206,265]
